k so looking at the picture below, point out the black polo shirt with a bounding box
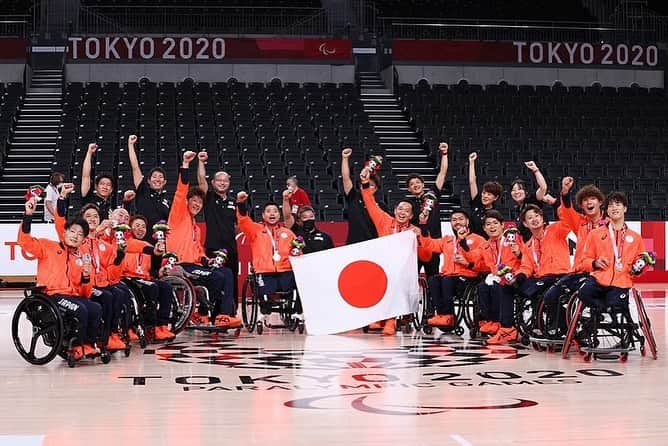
[204,189,237,254]
[469,193,497,239]
[344,187,390,245]
[135,180,171,231]
[82,190,113,218]
[292,224,335,254]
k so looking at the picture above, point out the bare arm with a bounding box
[127,135,144,189]
[197,151,209,194]
[468,152,478,200]
[341,147,353,195]
[282,189,295,229]
[435,142,449,191]
[525,161,547,202]
[80,143,96,198]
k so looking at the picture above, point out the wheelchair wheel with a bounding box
[162,275,195,334]
[633,289,658,359]
[462,283,479,337]
[12,293,64,365]
[515,295,535,345]
[412,276,430,332]
[241,275,258,333]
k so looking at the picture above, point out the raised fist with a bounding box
[341,148,352,159]
[439,142,448,155]
[359,168,370,184]
[60,183,75,198]
[183,150,197,164]
[561,176,574,194]
[197,151,208,162]
[524,161,538,172]
[468,152,477,162]
[88,143,98,153]
[128,134,138,144]
[123,190,136,202]
[236,191,249,203]
[24,197,36,215]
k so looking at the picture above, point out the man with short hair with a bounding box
[197,151,240,301]
[468,152,503,238]
[81,142,115,218]
[127,134,171,237]
[282,190,334,254]
[406,141,450,277]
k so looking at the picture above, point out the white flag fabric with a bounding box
[289,230,420,335]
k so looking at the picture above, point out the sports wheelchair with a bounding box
[122,275,196,346]
[561,288,658,362]
[12,287,113,367]
[241,268,304,335]
[411,275,476,336]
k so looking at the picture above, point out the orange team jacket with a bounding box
[580,224,645,289]
[237,211,295,274]
[524,221,572,278]
[166,170,206,264]
[557,201,608,272]
[109,240,154,283]
[419,233,486,278]
[17,226,93,297]
[360,186,432,260]
[468,236,533,278]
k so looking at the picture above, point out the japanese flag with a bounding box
[289,231,420,335]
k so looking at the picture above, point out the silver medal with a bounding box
[272,252,281,262]
[615,259,623,271]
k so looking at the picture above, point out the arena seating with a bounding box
[54,79,400,221]
[400,80,668,221]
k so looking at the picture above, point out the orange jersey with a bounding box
[468,236,533,277]
[237,212,295,274]
[420,233,486,278]
[361,186,432,260]
[580,224,645,289]
[80,237,118,288]
[557,202,607,272]
[166,172,206,264]
[109,240,153,282]
[525,221,572,277]
[18,226,92,297]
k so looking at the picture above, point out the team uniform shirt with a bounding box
[557,198,608,272]
[468,193,497,239]
[580,224,645,289]
[524,221,572,278]
[409,184,444,238]
[237,211,295,274]
[18,220,93,297]
[166,169,206,265]
[419,232,486,278]
[291,224,335,254]
[343,187,389,244]
[468,235,533,278]
[203,190,237,254]
[134,180,171,232]
[82,190,113,219]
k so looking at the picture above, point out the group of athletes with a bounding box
[19,135,651,361]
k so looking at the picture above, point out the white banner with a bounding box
[0,223,58,276]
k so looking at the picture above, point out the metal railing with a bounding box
[378,16,660,43]
[75,5,332,36]
[0,15,30,36]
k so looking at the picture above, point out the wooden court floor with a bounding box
[0,286,667,446]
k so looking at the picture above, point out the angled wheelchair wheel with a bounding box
[241,275,258,333]
[162,275,195,334]
[12,293,64,365]
[462,283,479,337]
[412,276,430,332]
[633,289,657,359]
[515,295,535,345]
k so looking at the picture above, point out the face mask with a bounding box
[302,219,316,232]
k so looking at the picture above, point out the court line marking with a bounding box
[450,434,474,446]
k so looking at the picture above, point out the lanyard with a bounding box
[137,253,144,273]
[530,228,546,266]
[609,224,626,266]
[490,237,503,266]
[266,224,280,253]
[87,238,101,274]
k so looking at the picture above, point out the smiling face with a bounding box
[110,208,130,225]
[96,177,113,198]
[212,172,230,195]
[130,218,147,239]
[481,191,497,207]
[263,205,281,225]
[451,212,469,234]
[148,170,166,191]
[483,218,503,239]
[394,201,414,224]
[63,224,86,248]
[522,209,544,230]
[606,200,627,222]
[82,208,100,233]
[187,196,203,217]
[407,178,424,197]
[511,183,527,204]
[580,195,603,218]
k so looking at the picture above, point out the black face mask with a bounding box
[302,219,316,232]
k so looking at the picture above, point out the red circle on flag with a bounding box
[337,260,388,308]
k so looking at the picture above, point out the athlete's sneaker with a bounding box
[382,319,396,336]
[127,328,139,342]
[480,321,501,335]
[83,343,99,356]
[368,321,382,330]
[486,327,518,345]
[154,325,176,340]
[69,346,84,360]
[190,312,210,326]
[214,314,242,328]
[106,333,126,350]
[427,314,455,327]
